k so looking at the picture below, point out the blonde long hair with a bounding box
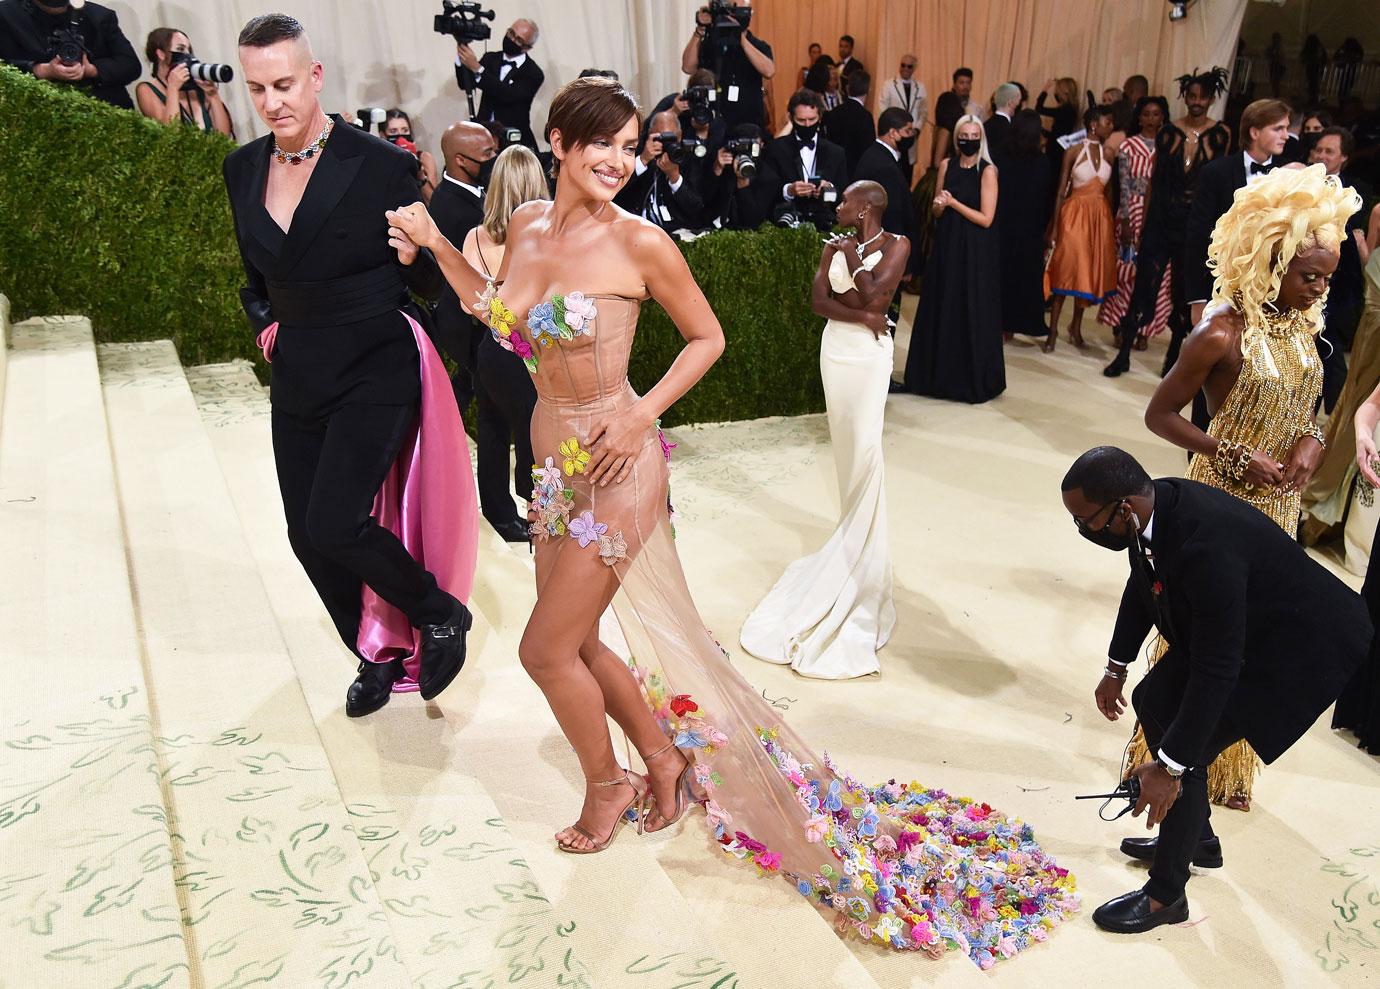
[1208,163,1361,352]
[482,145,549,244]
[953,114,993,164]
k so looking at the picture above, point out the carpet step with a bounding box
[99,342,408,986]
[0,319,191,988]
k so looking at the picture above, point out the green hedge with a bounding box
[0,66,825,425]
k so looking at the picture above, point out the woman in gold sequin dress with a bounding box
[1124,165,1361,810]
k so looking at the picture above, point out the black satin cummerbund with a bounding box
[266,265,409,327]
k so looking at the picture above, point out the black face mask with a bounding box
[502,35,525,58]
[956,137,982,157]
[794,122,819,144]
[1076,500,1139,552]
[474,156,495,186]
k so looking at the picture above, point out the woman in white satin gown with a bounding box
[742,181,910,678]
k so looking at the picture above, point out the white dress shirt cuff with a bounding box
[667,175,683,193]
[634,157,649,176]
[1157,749,1187,774]
[1107,658,1129,667]
[783,183,796,200]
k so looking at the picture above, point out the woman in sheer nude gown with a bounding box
[389,77,1076,967]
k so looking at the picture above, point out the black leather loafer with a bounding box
[1120,835,1223,869]
[491,519,532,544]
[418,601,474,701]
[1093,889,1190,933]
[346,658,404,718]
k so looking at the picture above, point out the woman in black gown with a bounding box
[996,110,1052,338]
[904,116,1004,403]
[1340,382,1380,753]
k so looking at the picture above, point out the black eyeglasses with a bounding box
[1072,498,1122,534]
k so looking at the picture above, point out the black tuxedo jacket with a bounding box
[1110,479,1368,766]
[614,161,707,231]
[1279,134,1304,166]
[427,177,486,369]
[459,51,544,150]
[1184,153,1272,300]
[838,56,865,81]
[825,98,877,174]
[222,120,443,414]
[851,142,913,236]
[762,135,849,223]
[0,0,139,108]
[984,113,1011,161]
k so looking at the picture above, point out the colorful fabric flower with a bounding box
[669,694,699,718]
[560,437,590,476]
[560,291,598,334]
[532,457,562,491]
[753,850,782,873]
[568,511,607,548]
[804,814,829,843]
[597,531,627,566]
[527,301,560,346]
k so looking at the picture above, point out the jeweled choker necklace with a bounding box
[854,229,884,259]
[272,117,332,165]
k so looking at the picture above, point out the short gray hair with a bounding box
[994,83,1021,109]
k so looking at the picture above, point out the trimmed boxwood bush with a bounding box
[0,65,825,425]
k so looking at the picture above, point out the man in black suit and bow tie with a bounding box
[825,70,876,174]
[764,88,848,229]
[836,34,864,82]
[1184,99,1292,326]
[1062,447,1368,934]
[225,14,474,717]
[851,107,915,241]
[615,109,709,232]
[455,18,544,151]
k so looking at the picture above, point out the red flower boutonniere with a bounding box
[670,694,699,717]
[1152,580,1163,596]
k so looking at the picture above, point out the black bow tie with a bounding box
[1250,160,1273,175]
[797,137,816,150]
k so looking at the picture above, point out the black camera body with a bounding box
[681,84,717,125]
[706,0,752,29]
[43,3,84,67]
[809,175,839,205]
[658,132,707,165]
[168,50,234,90]
[499,126,522,148]
[434,0,495,44]
[724,137,761,179]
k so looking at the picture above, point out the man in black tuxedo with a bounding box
[454,18,544,151]
[825,69,875,174]
[705,123,770,230]
[836,34,864,82]
[615,109,708,232]
[1062,447,1368,934]
[226,14,472,717]
[984,83,1021,162]
[1184,98,1292,326]
[428,121,494,383]
[851,107,915,241]
[764,88,848,230]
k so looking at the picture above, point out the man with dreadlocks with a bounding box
[1104,67,1231,378]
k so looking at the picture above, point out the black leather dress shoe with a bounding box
[418,601,473,701]
[1093,889,1190,933]
[888,379,907,394]
[1120,835,1223,869]
[1103,354,1130,377]
[491,519,531,543]
[346,658,404,718]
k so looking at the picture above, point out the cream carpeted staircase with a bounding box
[5,297,1379,988]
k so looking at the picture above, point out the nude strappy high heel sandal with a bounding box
[638,741,697,835]
[556,771,646,854]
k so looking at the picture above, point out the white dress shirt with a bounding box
[441,170,483,198]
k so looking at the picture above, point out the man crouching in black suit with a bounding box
[225,14,475,717]
[1061,446,1369,933]
[764,88,848,230]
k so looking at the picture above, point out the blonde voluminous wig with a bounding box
[1208,163,1361,352]
[482,144,550,245]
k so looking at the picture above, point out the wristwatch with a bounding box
[1154,755,1185,778]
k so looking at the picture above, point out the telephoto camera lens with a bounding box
[189,61,234,83]
[734,156,757,179]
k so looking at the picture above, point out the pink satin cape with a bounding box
[257,312,478,692]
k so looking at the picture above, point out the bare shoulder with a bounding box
[615,206,682,264]
[1192,307,1243,355]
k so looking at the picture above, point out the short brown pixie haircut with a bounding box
[544,76,641,177]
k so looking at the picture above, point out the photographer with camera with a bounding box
[648,70,726,155]
[0,0,140,109]
[135,28,233,136]
[763,88,847,230]
[615,109,708,232]
[706,123,768,229]
[381,110,441,203]
[451,13,544,151]
[682,0,774,132]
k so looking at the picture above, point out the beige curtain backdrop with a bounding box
[754,0,1248,152]
[104,0,701,151]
